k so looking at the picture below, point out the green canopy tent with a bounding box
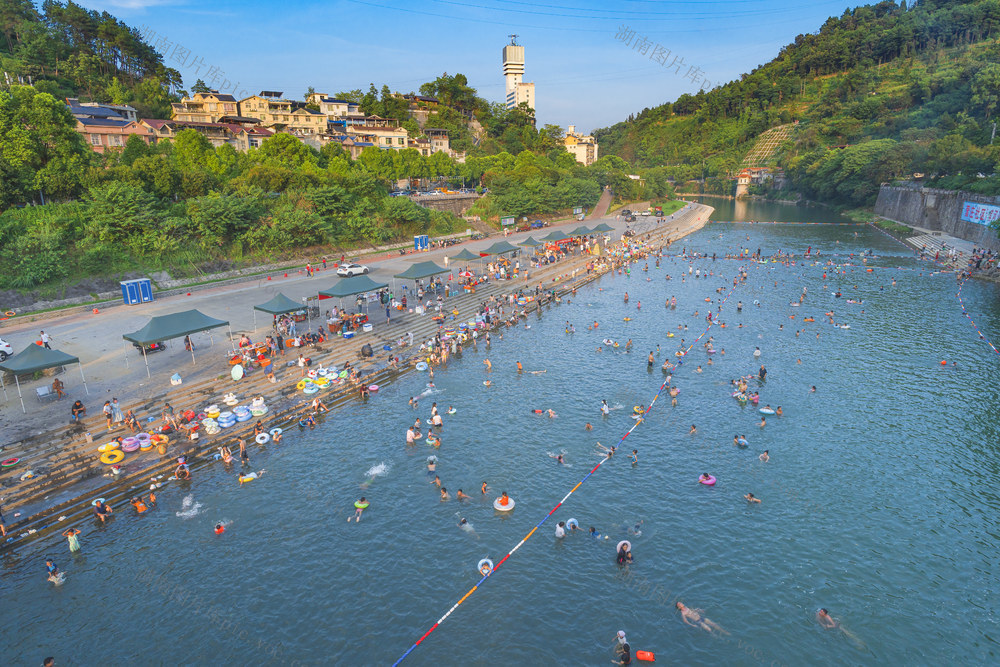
[122,309,231,378]
[448,248,480,262]
[393,261,449,280]
[541,230,571,242]
[320,275,389,317]
[482,240,519,255]
[570,225,592,236]
[517,236,542,247]
[252,292,307,332]
[0,344,89,413]
[591,223,614,232]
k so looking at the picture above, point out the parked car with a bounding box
[0,337,13,361]
[337,263,370,277]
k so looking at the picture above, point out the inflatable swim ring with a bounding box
[122,439,141,453]
[1,457,19,468]
[139,440,154,452]
[415,362,428,371]
[567,518,579,530]
[303,384,319,394]
[447,408,457,415]
[91,498,106,506]
[239,473,258,483]
[617,540,632,553]
[354,500,369,510]
[269,427,282,437]
[699,475,717,486]
[478,558,494,576]
[493,497,515,511]
[759,408,775,415]
[100,450,124,465]
[255,433,270,444]
[296,380,307,390]
[368,384,379,393]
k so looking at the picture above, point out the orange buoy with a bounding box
[267,275,272,281]
[940,360,947,365]
[636,650,655,662]
[284,272,288,277]
[92,308,99,314]
[866,268,873,272]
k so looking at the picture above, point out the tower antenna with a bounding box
[508,34,518,46]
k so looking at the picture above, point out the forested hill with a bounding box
[0,0,180,116]
[595,0,1000,207]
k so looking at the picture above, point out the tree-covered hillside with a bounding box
[595,0,1000,207]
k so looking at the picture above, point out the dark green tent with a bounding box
[570,225,592,236]
[517,236,542,247]
[394,261,448,280]
[319,275,389,298]
[253,292,306,331]
[122,309,231,377]
[541,230,571,242]
[591,223,614,232]
[0,344,89,413]
[448,248,481,261]
[483,240,519,255]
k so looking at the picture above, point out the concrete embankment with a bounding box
[875,184,1000,251]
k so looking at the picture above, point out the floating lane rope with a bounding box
[391,271,747,666]
[956,274,1000,355]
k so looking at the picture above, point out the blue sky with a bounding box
[78,0,857,132]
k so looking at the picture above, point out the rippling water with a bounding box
[4,209,1000,666]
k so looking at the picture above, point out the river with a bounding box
[3,199,999,665]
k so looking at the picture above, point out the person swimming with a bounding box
[759,450,770,462]
[550,453,565,464]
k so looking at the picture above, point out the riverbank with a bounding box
[0,204,713,551]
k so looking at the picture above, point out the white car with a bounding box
[337,263,370,277]
[0,337,12,361]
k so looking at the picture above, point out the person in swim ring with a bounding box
[130,496,148,513]
[272,430,282,444]
[220,445,233,464]
[616,543,633,565]
[174,458,191,480]
[497,491,510,507]
[215,524,225,534]
[353,497,368,522]
[698,473,713,485]
[428,433,441,447]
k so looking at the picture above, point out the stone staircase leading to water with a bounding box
[906,234,968,268]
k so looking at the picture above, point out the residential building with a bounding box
[329,115,409,150]
[502,36,535,112]
[66,98,138,123]
[170,91,238,123]
[75,117,153,153]
[408,136,432,156]
[564,125,599,166]
[305,93,363,120]
[238,91,326,135]
[140,119,274,152]
[425,128,450,154]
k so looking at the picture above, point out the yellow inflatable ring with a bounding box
[98,441,119,453]
[4,310,14,317]
[153,434,170,445]
[140,440,154,451]
[314,377,329,387]
[296,380,307,390]
[100,449,124,465]
[207,410,220,419]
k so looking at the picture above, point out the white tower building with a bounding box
[502,35,535,112]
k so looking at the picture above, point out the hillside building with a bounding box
[564,125,599,166]
[170,91,238,123]
[502,36,535,112]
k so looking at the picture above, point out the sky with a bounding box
[76,0,858,133]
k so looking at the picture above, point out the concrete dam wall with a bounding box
[875,184,1000,250]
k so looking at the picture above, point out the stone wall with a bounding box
[875,184,1000,250]
[410,193,481,216]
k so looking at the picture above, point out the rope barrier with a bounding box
[391,266,746,665]
[956,274,1000,355]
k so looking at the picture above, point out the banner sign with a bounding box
[960,201,1000,225]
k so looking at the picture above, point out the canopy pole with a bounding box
[142,345,150,379]
[253,309,257,332]
[79,363,89,396]
[227,324,234,345]
[1,373,7,402]
[16,375,24,413]
[190,339,197,366]
[123,340,129,368]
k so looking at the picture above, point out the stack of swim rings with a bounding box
[204,404,221,420]
[314,376,330,389]
[139,436,155,451]
[249,402,268,417]
[302,380,319,395]
[201,417,220,435]
[123,435,142,452]
[234,406,252,423]
[223,393,239,407]
[217,411,236,429]
[307,369,318,380]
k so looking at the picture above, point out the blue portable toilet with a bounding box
[414,235,421,251]
[120,278,154,305]
[414,234,429,251]
[137,278,154,302]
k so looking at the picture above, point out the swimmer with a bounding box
[62,528,82,553]
[601,400,610,416]
[547,409,557,418]
[689,424,697,435]
[744,492,761,504]
[427,458,436,473]
[759,416,766,428]
[817,608,838,629]
[93,500,113,522]
[483,359,492,371]
[676,602,729,634]
[353,497,368,522]
[648,351,654,367]
[516,360,523,373]
[239,469,265,485]
[585,422,593,430]
[456,489,471,500]
[481,481,489,495]
[219,445,233,464]
[696,365,702,373]
[550,453,565,464]
[776,406,783,416]
[630,449,638,464]
[45,558,61,583]
[272,430,282,444]
[555,521,566,538]
[759,450,769,462]
[589,526,605,539]
[130,496,148,513]
[440,487,450,501]
[431,475,441,487]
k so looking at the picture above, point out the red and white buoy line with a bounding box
[391,271,747,665]
[956,273,1000,355]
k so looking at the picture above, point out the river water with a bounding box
[4,200,1000,666]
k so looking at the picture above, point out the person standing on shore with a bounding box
[40,331,51,349]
